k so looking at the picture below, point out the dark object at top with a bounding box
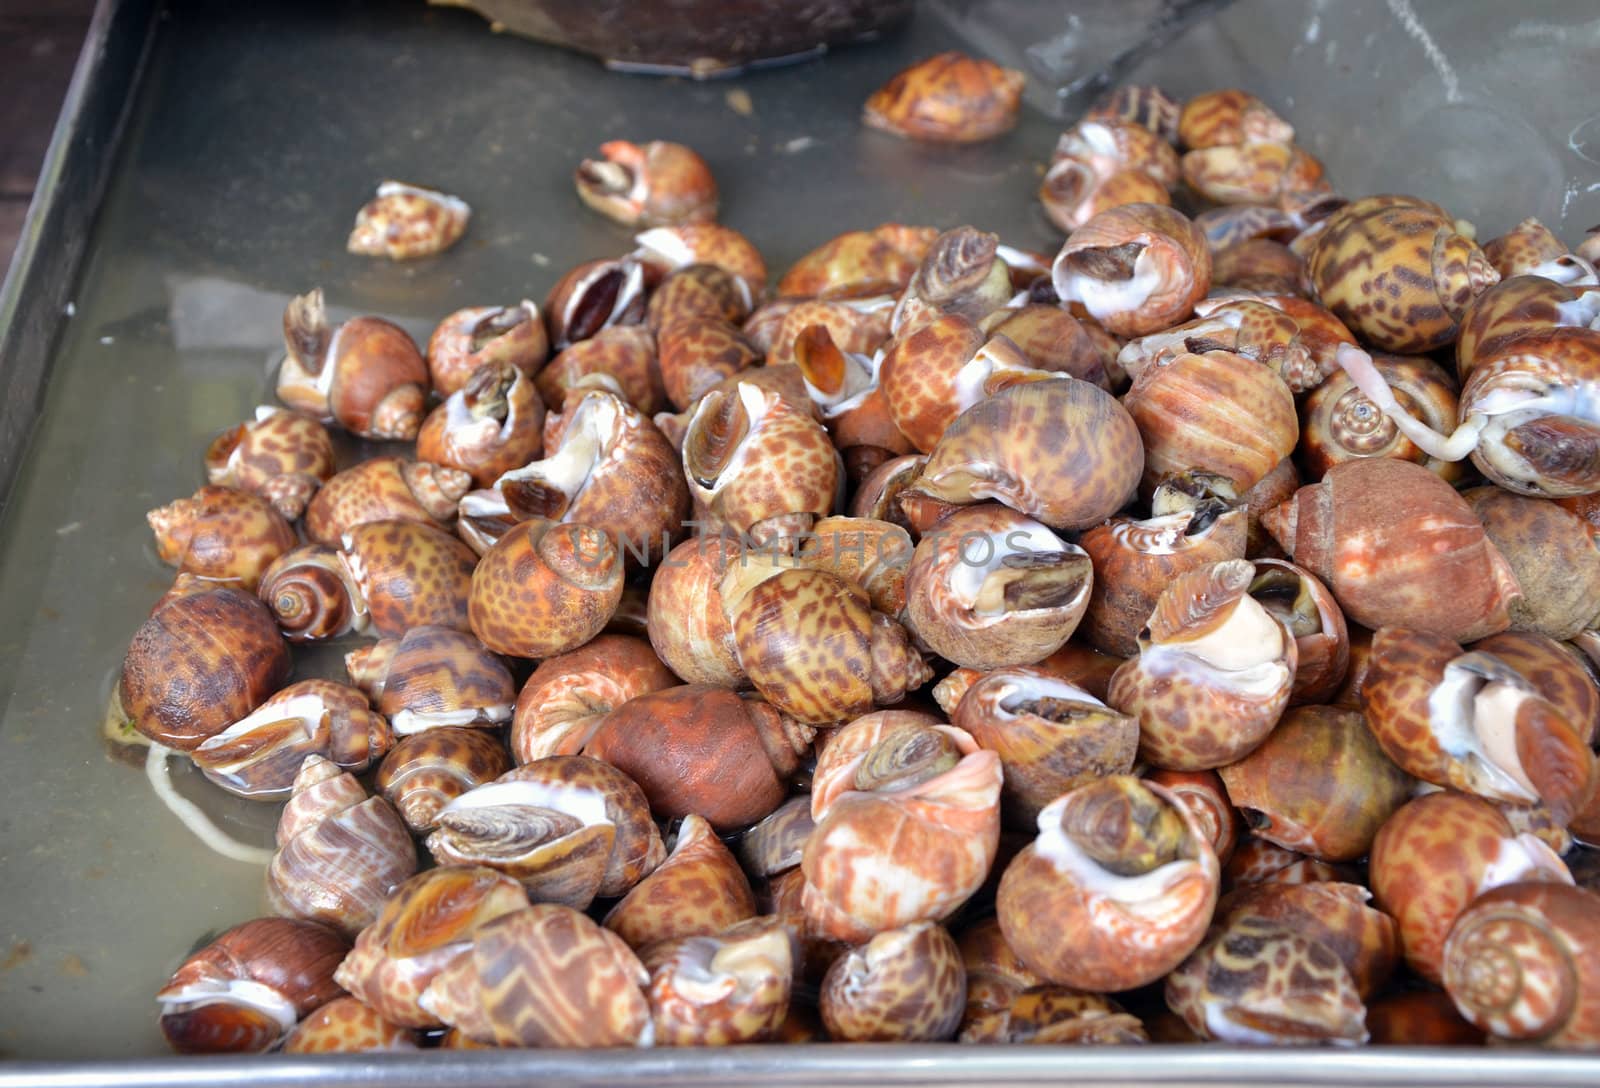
[430,0,916,77]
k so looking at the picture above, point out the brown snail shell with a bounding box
[657,316,761,413]
[1369,790,1572,983]
[1299,352,1463,482]
[333,866,529,1029]
[878,314,1033,453]
[735,795,816,881]
[1442,880,1600,1048]
[1212,237,1304,296]
[643,915,796,1046]
[340,520,478,638]
[511,634,677,763]
[536,324,662,417]
[1248,558,1350,704]
[467,518,623,659]
[1473,631,1600,745]
[583,685,814,831]
[1456,274,1600,380]
[905,377,1143,532]
[633,222,768,300]
[344,626,515,736]
[279,996,418,1053]
[1484,217,1598,282]
[903,503,1092,670]
[204,407,336,521]
[996,775,1220,991]
[1086,82,1181,141]
[425,301,549,396]
[980,304,1113,388]
[1466,486,1600,641]
[575,140,718,228]
[420,903,652,1047]
[277,289,431,440]
[1225,836,1346,889]
[147,485,297,591]
[466,388,687,566]
[1181,141,1327,207]
[1080,503,1248,657]
[647,263,753,335]
[1308,195,1499,353]
[304,457,470,548]
[820,921,966,1042]
[777,223,937,299]
[415,360,547,488]
[121,585,291,751]
[803,715,1002,942]
[190,679,392,801]
[346,182,469,261]
[720,562,931,725]
[683,379,841,546]
[1263,457,1521,643]
[155,916,349,1053]
[645,535,747,688]
[427,756,665,908]
[1107,559,1297,771]
[1361,627,1595,824]
[604,813,757,950]
[1164,914,1367,1045]
[862,52,1024,143]
[374,727,513,833]
[1144,768,1244,867]
[1117,299,1315,391]
[542,256,648,351]
[267,756,418,936]
[1051,203,1211,338]
[257,544,368,642]
[1217,704,1412,862]
[1178,89,1294,148]
[1124,349,1298,498]
[890,226,1015,335]
[953,666,1138,829]
[768,295,894,368]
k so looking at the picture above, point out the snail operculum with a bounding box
[852,725,966,794]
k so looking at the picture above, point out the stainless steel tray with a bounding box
[1,0,1598,1080]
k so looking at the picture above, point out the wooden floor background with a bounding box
[0,0,93,279]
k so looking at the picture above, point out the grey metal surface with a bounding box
[0,0,1598,1077]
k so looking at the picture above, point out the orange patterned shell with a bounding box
[467,519,623,659]
[1442,881,1600,1047]
[1308,197,1498,354]
[147,485,297,591]
[802,744,1002,943]
[908,377,1143,532]
[603,814,757,950]
[421,903,651,1047]
[1369,790,1571,983]
[862,52,1025,144]
[333,866,528,1029]
[819,921,966,1041]
[280,997,418,1052]
[341,520,477,638]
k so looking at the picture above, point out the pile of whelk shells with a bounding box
[121,65,1600,1056]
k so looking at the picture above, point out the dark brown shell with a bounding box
[121,586,291,751]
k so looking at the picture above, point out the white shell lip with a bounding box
[156,978,299,1038]
[1031,789,1204,917]
[375,180,472,219]
[438,776,613,828]
[391,704,512,735]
